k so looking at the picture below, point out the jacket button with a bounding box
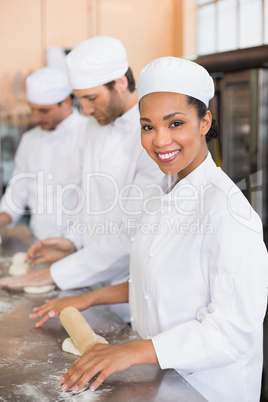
[144,294,150,300]
[130,316,134,322]
[149,252,154,258]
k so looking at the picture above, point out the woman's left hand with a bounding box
[60,340,158,392]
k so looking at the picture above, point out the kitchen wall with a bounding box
[0,0,196,102]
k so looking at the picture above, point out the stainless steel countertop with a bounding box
[0,226,207,402]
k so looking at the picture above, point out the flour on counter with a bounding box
[14,383,51,401]
[58,387,113,401]
[48,374,113,401]
[0,256,12,263]
[0,300,13,314]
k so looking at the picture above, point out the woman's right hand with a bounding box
[29,294,90,327]
[26,238,77,268]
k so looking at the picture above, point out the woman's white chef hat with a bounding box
[137,57,214,107]
[26,67,72,105]
[66,36,129,90]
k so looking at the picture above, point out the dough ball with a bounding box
[62,338,81,356]
[9,262,30,276]
[12,252,27,264]
[23,285,56,294]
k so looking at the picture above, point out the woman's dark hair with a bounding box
[104,67,136,93]
[186,96,218,143]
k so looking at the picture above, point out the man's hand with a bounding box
[0,212,12,228]
[60,340,158,392]
[0,267,53,289]
[30,294,91,327]
[26,238,76,268]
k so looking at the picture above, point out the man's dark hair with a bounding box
[104,67,136,93]
[57,94,73,107]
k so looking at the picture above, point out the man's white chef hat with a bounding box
[26,67,72,105]
[137,57,214,107]
[66,36,129,90]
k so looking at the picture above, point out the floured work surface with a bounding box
[0,237,207,401]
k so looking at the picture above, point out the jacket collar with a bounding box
[161,152,217,195]
[111,103,139,130]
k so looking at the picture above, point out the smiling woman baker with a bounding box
[31,57,268,402]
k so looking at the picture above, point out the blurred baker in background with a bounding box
[0,67,89,240]
[0,37,162,321]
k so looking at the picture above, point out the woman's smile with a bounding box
[155,149,181,163]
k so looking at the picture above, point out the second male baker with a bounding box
[0,36,162,321]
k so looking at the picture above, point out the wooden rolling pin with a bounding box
[60,306,108,355]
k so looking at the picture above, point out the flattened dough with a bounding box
[9,252,30,276]
[9,263,30,276]
[62,337,81,356]
[12,252,27,264]
[61,333,108,356]
[23,285,55,294]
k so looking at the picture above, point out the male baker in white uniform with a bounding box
[0,67,89,240]
[0,37,162,320]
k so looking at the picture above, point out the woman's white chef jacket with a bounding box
[50,104,162,316]
[129,153,268,402]
[0,109,89,240]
